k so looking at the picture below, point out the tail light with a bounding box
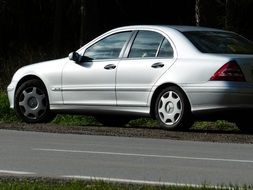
[210,61,246,82]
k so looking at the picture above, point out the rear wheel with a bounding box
[154,86,193,130]
[15,79,56,123]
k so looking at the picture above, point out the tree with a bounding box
[79,0,86,47]
[195,0,201,26]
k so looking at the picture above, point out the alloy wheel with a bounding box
[157,90,182,126]
[18,86,47,120]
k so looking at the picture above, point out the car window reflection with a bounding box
[84,32,131,60]
[128,31,163,58]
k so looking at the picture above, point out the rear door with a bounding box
[116,30,176,106]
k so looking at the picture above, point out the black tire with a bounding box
[154,86,193,130]
[15,79,56,123]
[95,115,130,127]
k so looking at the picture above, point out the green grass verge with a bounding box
[0,91,20,123]
[193,120,238,131]
[52,114,98,126]
[0,90,238,131]
[0,90,99,125]
[0,179,249,190]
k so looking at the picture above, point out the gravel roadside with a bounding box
[0,123,253,144]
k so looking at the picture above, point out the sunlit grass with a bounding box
[52,114,98,126]
[0,90,239,131]
[192,120,238,131]
[0,178,250,190]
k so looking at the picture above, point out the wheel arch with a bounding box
[149,83,191,118]
[14,75,56,123]
[15,75,47,97]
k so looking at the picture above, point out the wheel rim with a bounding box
[18,87,47,120]
[158,90,182,126]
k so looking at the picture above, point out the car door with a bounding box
[62,31,132,106]
[116,30,176,106]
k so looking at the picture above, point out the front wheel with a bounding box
[15,79,56,123]
[154,86,193,130]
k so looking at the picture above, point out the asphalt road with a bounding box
[0,129,253,187]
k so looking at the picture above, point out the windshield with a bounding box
[183,31,253,54]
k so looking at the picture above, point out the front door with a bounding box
[62,59,118,106]
[62,31,132,106]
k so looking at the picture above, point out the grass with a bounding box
[0,178,250,190]
[0,90,239,131]
[192,121,238,131]
[0,90,99,125]
[0,91,20,123]
[52,114,98,126]
[0,89,159,127]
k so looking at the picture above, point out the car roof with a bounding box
[166,25,226,32]
[113,25,227,33]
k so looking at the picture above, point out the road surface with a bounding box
[0,129,253,186]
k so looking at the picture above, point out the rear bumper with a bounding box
[182,81,253,120]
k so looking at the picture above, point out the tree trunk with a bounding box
[195,0,201,26]
[79,0,87,47]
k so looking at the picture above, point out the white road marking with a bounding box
[33,148,253,163]
[0,170,36,175]
[62,175,234,190]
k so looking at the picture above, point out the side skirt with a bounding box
[50,104,150,117]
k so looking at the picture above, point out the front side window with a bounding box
[183,31,253,54]
[84,31,131,60]
[128,31,163,58]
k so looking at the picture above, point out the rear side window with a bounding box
[84,31,131,60]
[157,38,174,58]
[128,31,174,58]
[183,31,253,54]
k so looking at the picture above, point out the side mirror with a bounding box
[68,52,80,62]
[68,51,92,63]
[68,52,74,60]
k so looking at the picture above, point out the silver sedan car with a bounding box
[7,25,253,131]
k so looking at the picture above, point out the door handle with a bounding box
[151,62,164,68]
[104,64,116,70]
